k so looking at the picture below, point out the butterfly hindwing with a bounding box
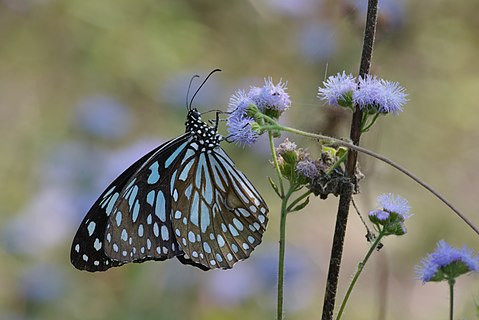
[170,143,269,270]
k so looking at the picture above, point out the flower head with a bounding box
[353,75,407,115]
[369,193,411,236]
[416,240,479,283]
[318,72,356,107]
[377,193,411,220]
[296,160,321,180]
[226,78,290,146]
[249,78,291,113]
[226,90,259,146]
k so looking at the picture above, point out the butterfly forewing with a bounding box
[71,134,190,271]
[170,143,268,269]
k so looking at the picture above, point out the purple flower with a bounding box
[377,193,411,219]
[416,240,479,283]
[368,193,411,236]
[318,72,357,107]
[353,75,407,115]
[226,90,259,146]
[368,209,390,221]
[226,78,291,146]
[249,78,291,113]
[296,160,320,179]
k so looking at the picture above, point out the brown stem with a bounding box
[321,1,379,319]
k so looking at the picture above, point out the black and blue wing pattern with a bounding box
[71,109,268,272]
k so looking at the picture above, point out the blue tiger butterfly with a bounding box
[71,70,269,271]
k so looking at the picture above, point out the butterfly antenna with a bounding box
[189,68,222,110]
[186,74,200,111]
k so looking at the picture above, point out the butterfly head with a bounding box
[186,108,223,150]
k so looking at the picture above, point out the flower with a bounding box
[353,75,407,115]
[249,78,291,113]
[276,137,297,154]
[377,193,411,219]
[368,209,390,221]
[226,78,291,146]
[318,72,357,107]
[75,95,132,140]
[296,160,320,180]
[226,90,259,146]
[416,240,479,283]
[368,193,411,236]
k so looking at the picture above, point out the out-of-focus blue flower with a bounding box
[416,240,479,283]
[348,0,406,29]
[264,0,319,17]
[296,159,320,179]
[205,245,316,312]
[353,75,407,115]
[377,193,411,219]
[21,264,65,303]
[249,78,291,113]
[318,72,357,107]
[298,22,336,61]
[2,187,78,255]
[75,95,132,140]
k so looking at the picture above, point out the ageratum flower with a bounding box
[227,78,290,146]
[353,75,407,115]
[226,90,259,146]
[296,160,321,180]
[249,78,291,113]
[368,193,411,236]
[318,71,357,107]
[416,240,479,283]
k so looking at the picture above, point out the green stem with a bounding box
[258,123,479,236]
[336,232,385,320]
[269,131,285,197]
[277,187,294,320]
[287,189,312,212]
[449,278,455,320]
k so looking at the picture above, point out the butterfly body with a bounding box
[71,109,268,272]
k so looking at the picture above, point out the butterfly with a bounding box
[70,70,269,272]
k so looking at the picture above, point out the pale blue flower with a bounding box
[318,72,356,106]
[296,160,320,179]
[416,240,479,283]
[353,75,407,115]
[377,193,411,219]
[249,78,291,113]
[226,90,258,146]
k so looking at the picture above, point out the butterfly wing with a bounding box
[71,134,191,272]
[170,143,269,270]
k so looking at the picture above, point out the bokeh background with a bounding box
[1,0,478,319]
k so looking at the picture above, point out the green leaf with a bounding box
[268,176,281,197]
[290,196,310,213]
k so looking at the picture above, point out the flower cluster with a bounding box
[318,72,407,116]
[416,240,479,283]
[227,78,291,146]
[274,138,348,199]
[275,138,309,184]
[368,193,411,236]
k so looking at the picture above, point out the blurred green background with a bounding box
[1,0,478,319]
